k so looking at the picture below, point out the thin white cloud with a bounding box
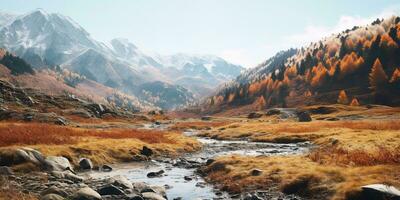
[284,4,400,47]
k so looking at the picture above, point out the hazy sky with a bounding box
[1,0,400,68]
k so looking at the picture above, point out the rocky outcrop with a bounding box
[0,148,73,172]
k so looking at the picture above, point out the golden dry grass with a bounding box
[0,122,201,167]
[203,155,400,200]
[200,106,400,199]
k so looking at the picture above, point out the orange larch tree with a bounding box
[339,52,364,77]
[337,90,349,104]
[350,98,360,106]
[390,68,400,83]
[369,58,388,91]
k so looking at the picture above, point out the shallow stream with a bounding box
[86,129,312,199]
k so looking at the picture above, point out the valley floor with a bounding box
[0,104,399,200]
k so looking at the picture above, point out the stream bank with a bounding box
[85,131,312,199]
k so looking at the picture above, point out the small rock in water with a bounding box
[184,176,193,181]
[195,182,206,188]
[100,164,112,172]
[147,170,165,178]
[164,184,173,189]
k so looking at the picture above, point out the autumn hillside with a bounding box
[203,16,400,113]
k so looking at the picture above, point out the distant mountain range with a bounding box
[0,9,243,110]
[202,16,400,113]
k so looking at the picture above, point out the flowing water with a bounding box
[86,129,312,199]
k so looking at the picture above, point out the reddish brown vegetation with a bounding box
[310,146,400,166]
[0,123,174,147]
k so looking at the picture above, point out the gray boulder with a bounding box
[132,182,148,193]
[359,184,400,200]
[146,170,164,178]
[141,192,166,200]
[44,156,73,171]
[140,186,166,199]
[16,147,45,165]
[106,175,133,190]
[72,187,101,200]
[98,184,126,195]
